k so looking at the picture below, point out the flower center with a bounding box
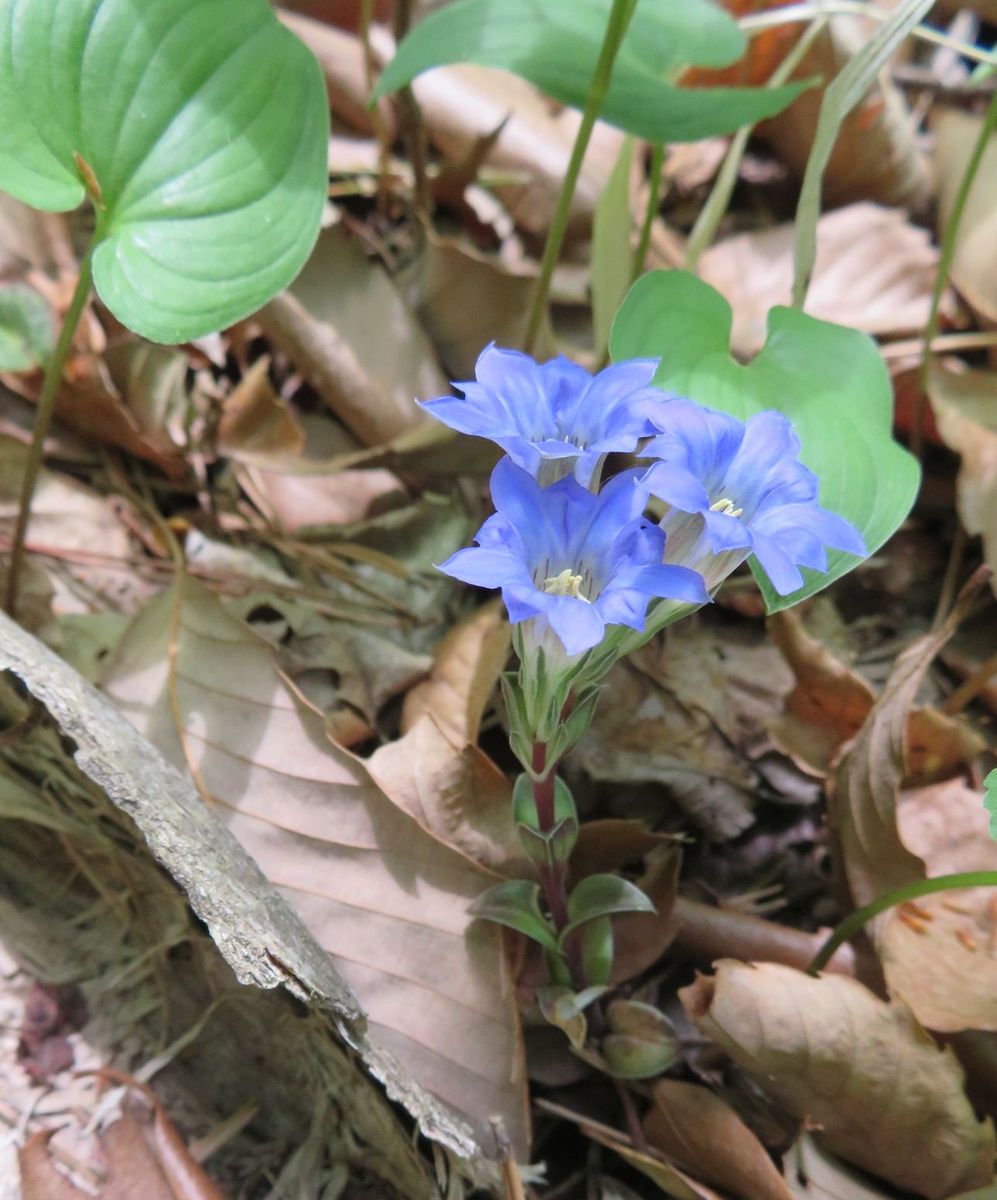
[543,567,591,602]
[709,496,743,518]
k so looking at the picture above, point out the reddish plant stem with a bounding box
[531,738,584,986]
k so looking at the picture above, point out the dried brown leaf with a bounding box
[257,226,442,447]
[784,1134,899,1200]
[368,715,522,875]
[644,1079,793,1200]
[928,362,997,595]
[698,203,944,358]
[681,961,995,1198]
[933,109,997,326]
[770,609,984,780]
[401,600,510,742]
[102,576,528,1153]
[216,356,305,468]
[879,779,997,1033]
[831,574,988,907]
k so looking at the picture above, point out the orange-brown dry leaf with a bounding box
[644,1079,793,1200]
[933,109,997,326]
[681,961,995,1199]
[368,715,523,876]
[770,609,983,779]
[879,779,997,1033]
[216,356,306,468]
[927,362,997,596]
[698,204,944,359]
[401,600,510,743]
[102,576,529,1154]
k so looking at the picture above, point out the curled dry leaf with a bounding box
[927,362,997,596]
[933,109,997,326]
[401,600,510,742]
[644,1079,793,1200]
[770,608,984,778]
[680,961,996,1199]
[831,574,989,906]
[698,204,945,358]
[102,576,528,1154]
[216,356,306,468]
[784,1134,902,1200]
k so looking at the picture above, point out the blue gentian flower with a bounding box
[638,401,867,595]
[421,344,663,489]
[439,457,709,656]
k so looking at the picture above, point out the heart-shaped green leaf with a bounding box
[0,0,329,344]
[610,271,920,612]
[373,0,809,142]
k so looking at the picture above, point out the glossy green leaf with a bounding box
[610,270,920,611]
[578,915,614,986]
[373,0,809,142]
[470,879,559,952]
[562,874,655,942]
[0,285,55,370]
[0,0,329,343]
[985,769,997,840]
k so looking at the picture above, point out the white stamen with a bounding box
[544,568,590,602]
[709,497,743,518]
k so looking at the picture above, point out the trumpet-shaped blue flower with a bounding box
[638,401,867,595]
[421,344,663,488]
[439,458,709,656]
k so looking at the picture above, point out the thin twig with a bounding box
[524,0,639,353]
[630,143,664,285]
[941,649,997,715]
[392,0,431,216]
[361,0,395,219]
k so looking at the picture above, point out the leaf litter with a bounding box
[0,2,996,1197]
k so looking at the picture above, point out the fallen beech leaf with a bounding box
[928,362,997,597]
[879,779,997,1033]
[698,204,944,358]
[933,109,997,325]
[681,961,995,1198]
[644,1079,793,1200]
[102,576,528,1153]
[401,601,510,742]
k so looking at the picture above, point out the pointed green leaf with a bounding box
[0,0,329,343]
[610,270,920,611]
[578,914,614,986]
[562,873,656,942]
[0,285,55,370]
[470,879,559,952]
[985,769,997,841]
[373,0,809,142]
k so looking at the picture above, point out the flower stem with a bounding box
[5,247,94,618]
[807,870,997,976]
[523,0,638,353]
[630,142,664,286]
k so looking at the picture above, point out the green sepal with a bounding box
[469,879,558,953]
[578,915,614,986]
[548,683,604,763]
[561,874,657,943]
